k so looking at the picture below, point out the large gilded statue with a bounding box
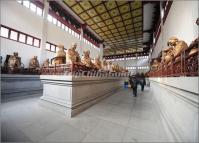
[151,59,160,70]
[161,47,173,64]
[53,45,66,65]
[102,59,108,71]
[29,56,40,71]
[108,61,114,72]
[42,59,49,67]
[82,50,94,68]
[94,55,102,70]
[167,37,188,60]
[7,52,22,73]
[66,43,81,64]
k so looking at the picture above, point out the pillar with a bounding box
[40,0,49,64]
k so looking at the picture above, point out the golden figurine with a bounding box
[167,37,188,60]
[66,43,81,64]
[94,55,102,70]
[29,56,40,71]
[52,44,66,65]
[102,59,108,71]
[82,50,94,68]
[7,52,22,73]
[42,59,49,67]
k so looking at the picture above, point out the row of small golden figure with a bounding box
[43,43,128,73]
[151,36,198,70]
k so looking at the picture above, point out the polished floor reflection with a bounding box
[1,87,175,142]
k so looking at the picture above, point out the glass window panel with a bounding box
[61,23,65,29]
[30,3,36,12]
[23,1,30,8]
[36,7,42,16]
[0,27,9,38]
[17,0,22,4]
[10,30,18,40]
[47,14,52,22]
[57,21,61,27]
[71,30,74,36]
[27,36,33,45]
[68,28,71,34]
[52,17,57,25]
[34,39,39,47]
[46,43,50,50]
[19,33,26,43]
[51,45,55,52]
[65,26,68,32]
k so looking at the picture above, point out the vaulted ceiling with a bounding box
[63,0,143,56]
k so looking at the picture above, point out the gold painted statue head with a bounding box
[71,43,77,50]
[167,37,179,47]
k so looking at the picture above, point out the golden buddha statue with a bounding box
[52,44,66,65]
[167,37,188,60]
[102,59,108,71]
[29,56,40,71]
[66,43,81,64]
[7,52,21,73]
[108,61,114,72]
[42,59,49,67]
[94,55,102,70]
[82,50,94,68]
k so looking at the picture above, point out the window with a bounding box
[65,26,68,32]
[57,21,61,27]
[0,27,9,38]
[47,14,52,22]
[52,17,57,25]
[19,33,26,43]
[71,30,74,36]
[51,45,56,52]
[30,3,36,12]
[34,39,39,47]
[27,36,33,45]
[46,43,50,50]
[36,7,42,16]
[17,0,22,4]
[61,23,65,30]
[10,30,18,40]
[68,28,71,34]
[23,1,30,8]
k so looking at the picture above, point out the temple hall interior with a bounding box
[1,0,198,142]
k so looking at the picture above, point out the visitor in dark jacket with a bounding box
[129,75,138,97]
[140,73,146,91]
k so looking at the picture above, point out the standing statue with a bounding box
[66,43,81,64]
[29,56,40,72]
[7,52,22,73]
[42,59,50,67]
[94,55,102,70]
[82,50,94,68]
[52,44,66,65]
[167,37,188,61]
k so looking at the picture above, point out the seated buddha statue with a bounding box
[102,59,108,71]
[7,52,22,73]
[52,45,66,65]
[108,61,114,72]
[151,59,160,70]
[82,50,94,68]
[42,59,49,67]
[167,37,188,61]
[29,56,40,71]
[66,43,81,64]
[94,55,102,70]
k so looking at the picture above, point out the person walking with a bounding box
[129,75,138,97]
[140,73,146,91]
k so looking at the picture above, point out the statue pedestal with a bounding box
[40,75,126,117]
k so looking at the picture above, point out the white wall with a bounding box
[152,1,199,58]
[150,77,198,142]
[0,1,100,67]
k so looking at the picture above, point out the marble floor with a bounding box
[1,87,175,142]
